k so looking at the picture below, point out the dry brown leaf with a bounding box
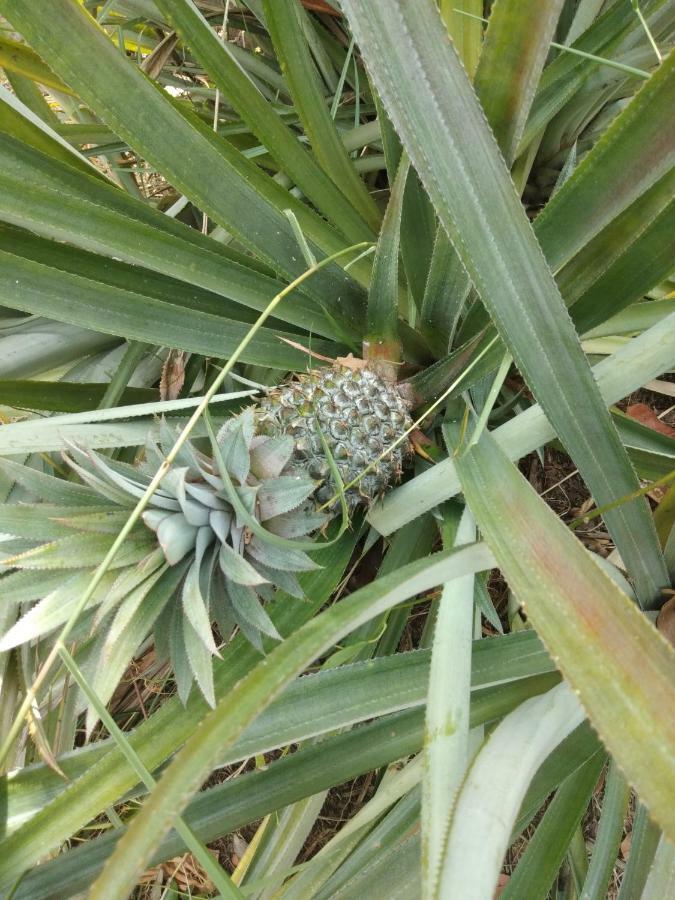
[141,32,179,79]
[335,353,368,370]
[141,851,217,893]
[160,349,186,401]
[278,337,335,363]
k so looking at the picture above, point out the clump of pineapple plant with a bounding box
[0,364,411,709]
[0,0,673,897]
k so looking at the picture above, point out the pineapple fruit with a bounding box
[0,364,411,709]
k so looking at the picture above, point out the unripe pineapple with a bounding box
[0,365,411,711]
[258,366,411,508]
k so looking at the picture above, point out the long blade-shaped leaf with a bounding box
[422,505,475,897]
[0,248,339,369]
[5,630,553,836]
[88,543,495,898]
[340,0,666,605]
[438,683,587,898]
[500,751,606,899]
[263,0,381,232]
[153,0,375,244]
[370,312,675,540]
[11,672,562,900]
[366,153,408,347]
[0,135,360,336]
[455,431,675,838]
[0,0,368,295]
[474,0,566,164]
[536,49,675,272]
[0,525,362,886]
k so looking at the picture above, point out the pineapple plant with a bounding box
[0,0,673,897]
[0,364,411,709]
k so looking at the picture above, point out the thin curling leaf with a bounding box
[455,430,675,840]
[340,0,667,606]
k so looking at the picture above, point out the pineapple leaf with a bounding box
[226,580,282,642]
[257,476,317,521]
[169,605,195,707]
[0,456,101,506]
[219,541,268,586]
[249,435,295,480]
[0,570,110,651]
[183,615,217,709]
[205,411,337,553]
[155,514,199,566]
[0,504,111,541]
[0,568,71,606]
[87,564,178,733]
[181,536,220,658]
[1,531,154,571]
[247,537,320,573]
